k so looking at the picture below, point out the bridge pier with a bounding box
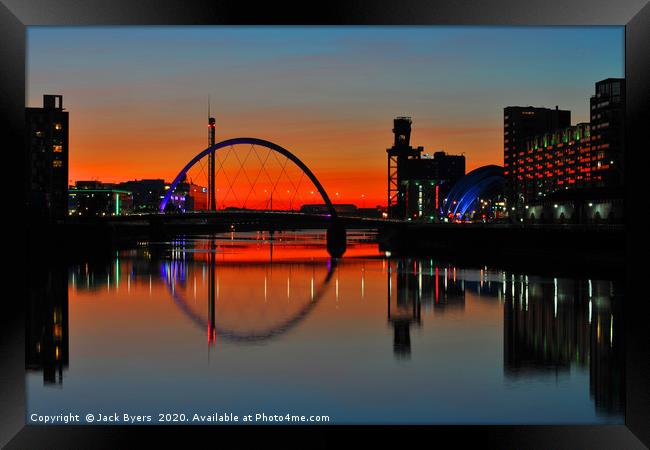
[326,221,346,258]
[148,216,166,242]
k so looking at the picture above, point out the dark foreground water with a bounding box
[26,231,624,424]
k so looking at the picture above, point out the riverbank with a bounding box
[377,223,625,276]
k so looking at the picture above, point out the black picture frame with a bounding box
[1,1,648,448]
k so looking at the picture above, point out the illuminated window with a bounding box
[52,160,63,168]
[54,123,62,130]
[53,145,63,153]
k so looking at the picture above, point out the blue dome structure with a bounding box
[442,165,504,220]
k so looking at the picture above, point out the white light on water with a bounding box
[554,278,558,317]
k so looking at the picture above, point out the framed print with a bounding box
[1,0,648,448]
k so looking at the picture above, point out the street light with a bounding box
[263,189,273,211]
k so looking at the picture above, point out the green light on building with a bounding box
[115,193,120,216]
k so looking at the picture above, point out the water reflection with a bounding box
[160,258,336,343]
[27,231,624,422]
[27,264,68,385]
[503,275,624,416]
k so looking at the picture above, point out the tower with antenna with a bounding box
[207,98,216,211]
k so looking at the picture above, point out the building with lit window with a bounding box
[589,78,625,189]
[161,175,207,212]
[26,94,69,222]
[103,177,208,213]
[186,181,209,211]
[504,78,625,224]
[503,106,571,210]
[175,177,209,211]
[116,179,167,213]
[387,117,465,220]
[521,122,591,202]
[69,181,133,217]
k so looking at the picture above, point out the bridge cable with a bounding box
[270,149,303,210]
[232,145,261,209]
[217,145,243,207]
[221,143,255,208]
[242,144,273,209]
[267,155,290,211]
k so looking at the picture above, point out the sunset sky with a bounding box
[27,26,623,206]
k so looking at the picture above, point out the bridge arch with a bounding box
[160,259,337,343]
[159,137,337,218]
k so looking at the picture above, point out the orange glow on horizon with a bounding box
[67,111,502,208]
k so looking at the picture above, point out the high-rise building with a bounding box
[503,106,571,210]
[26,95,69,222]
[588,78,625,188]
[504,79,625,224]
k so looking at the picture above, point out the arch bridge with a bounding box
[159,137,346,256]
[160,137,336,216]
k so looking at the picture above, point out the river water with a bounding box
[26,230,624,424]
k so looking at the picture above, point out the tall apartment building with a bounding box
[26,95,69,222]
[588,78,625,189]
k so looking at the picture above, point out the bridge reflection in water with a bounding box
[159,237,337,344]
[27,231,623,421]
